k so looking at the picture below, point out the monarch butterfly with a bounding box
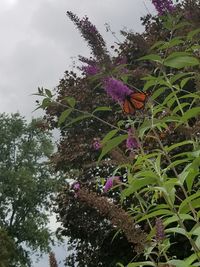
[123,92,148,115]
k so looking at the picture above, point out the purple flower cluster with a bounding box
[72,182,80,191]
[155,217,165,242]
[92,138,102,150]
[126,128,139,150]
[152,0,175,15]
[82,64,100,76]
[103,78,132,103]
[104,176,121,192]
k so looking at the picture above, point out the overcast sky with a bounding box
[0,0,155,266]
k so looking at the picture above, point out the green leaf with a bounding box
[151,87,168,100]
[58,109,72,126]
[167,259,191,267]
[164,52,199,69]
[98,134,128,162]
[179,191,200,213]
[185,252,200,265]
[139,54,162,63]
[165,227,188,238]
[164,214,195,227]
[122,176,157,199]
[181,77,193,88]
[101,129,119,145]
[41,98,51,108]
[191,225,200,236]
[170,72,194,84]
[65,114,92,127]
[136,209,173,223]
[173,103,190,114]
[45,89,52,98]
[64,96,76,108]
[181,107,200,122]
[128,262,155,267]
[187,28,200,40]
[173,21,191,30]
[92,106,112,113]
[165,140,194,153]
[160,37,184,50]
[150,40,165,50]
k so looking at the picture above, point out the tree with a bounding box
[0,113,62,266]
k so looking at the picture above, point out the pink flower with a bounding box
[104,176,121,192]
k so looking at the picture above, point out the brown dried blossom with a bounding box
[49,252,58,267]
[77,187,147,253]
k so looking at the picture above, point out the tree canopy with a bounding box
[0,113,62,266]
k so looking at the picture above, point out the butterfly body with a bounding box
[123,92,148,115]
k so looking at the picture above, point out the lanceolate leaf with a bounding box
[128,262,155,267]
[164,52,199,69]
[181,107,200,122]
[98,134,128,162]
[58,109,73,126]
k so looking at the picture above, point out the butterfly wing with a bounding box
[123,92,148,114]
[123,98,136,114]
[129,92,148,110]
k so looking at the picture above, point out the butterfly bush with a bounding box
[152,0,175,15]
[103,77,132,103]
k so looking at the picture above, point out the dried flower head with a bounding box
[49,252,58,267]
[67,11,110,61]
[77,187,147,252]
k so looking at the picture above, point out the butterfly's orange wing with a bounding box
[123,92,148,114]
[123,99,136,114]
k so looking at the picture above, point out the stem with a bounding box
[53,100,128,134]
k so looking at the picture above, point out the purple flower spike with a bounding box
[82,64,99,76]
[155,217,165,242]
[152,0,175,15]
[104,176,121,192]
[103,78,132,103]
[126,128,139,150]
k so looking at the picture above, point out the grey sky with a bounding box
[0,0,155,266]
